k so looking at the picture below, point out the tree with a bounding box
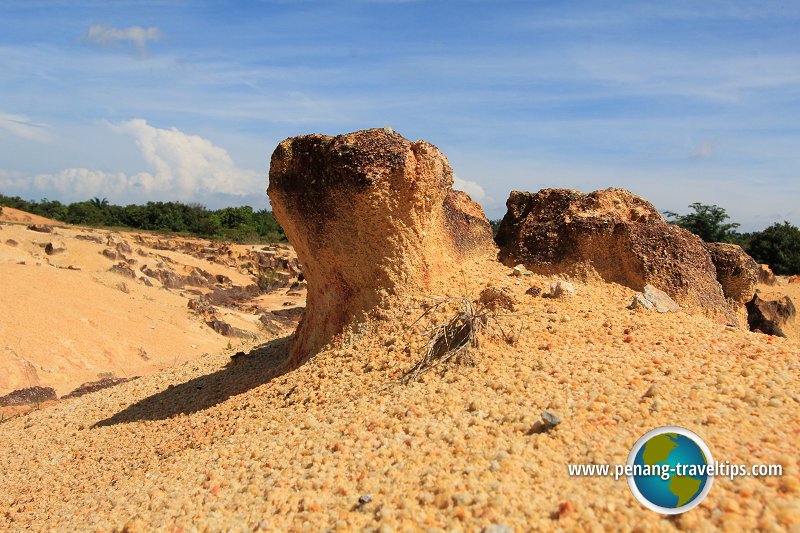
[90,197,109,210]
[746,222,800,275]
[664,203,740,243]
[66,201,106,225]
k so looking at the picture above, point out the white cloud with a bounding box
[0,120,263,204]
[453,175,486,201]
[0,112,51,142]
[690,140,715,159]
[110,119,262,197]
[82,25,163,57]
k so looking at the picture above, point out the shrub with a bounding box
[746,222,800,275]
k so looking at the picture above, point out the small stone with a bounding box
[541,410,562,428]
[525,286,542,297]
[628,294,654,311]
[548,281,575,298]
[482,525,513,533]
[643,384,660,398]
[643,284,680,313]
[511,264,533,276]
[557,501,575,518]
[358,494,372,505]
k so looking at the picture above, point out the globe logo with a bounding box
[627,426,714,514]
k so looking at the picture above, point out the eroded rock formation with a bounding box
[703,242,759,326]
[494,188,736,322]
[268,128,494,365]
[703,242,759,304]
[758,264,777,286]
[747,292,797,337]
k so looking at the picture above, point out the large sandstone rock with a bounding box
[268,128,494,365]
[495,188,734,321]
[703,242,759,326]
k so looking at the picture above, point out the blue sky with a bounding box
[1,1,798,230]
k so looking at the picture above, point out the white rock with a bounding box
[643,284,680,313]
[549,280,575,298]
[512,264,533,276]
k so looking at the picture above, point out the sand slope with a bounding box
[0,256,797,531]
[0,206,60,226]
[0,221,303,398]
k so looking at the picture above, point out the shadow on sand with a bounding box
[93,336,292,427]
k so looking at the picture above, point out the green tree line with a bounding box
[0,194,285,244]
[666,203,800,275]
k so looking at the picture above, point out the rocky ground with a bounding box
[0,213,304,408]
[0,256,797,531]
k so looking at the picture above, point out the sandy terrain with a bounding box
[0,255,797,531]
[0,206,60,226]
[0,220,304,400]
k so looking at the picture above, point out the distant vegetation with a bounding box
[664,203,741,243]
[666,203,800,275]
[2,194,798,274]
[0,194,286,243]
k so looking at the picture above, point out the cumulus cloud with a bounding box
[110,119,262,197]
[690,139,715,159]
[0,112,51,142]
[0,120,262,204]
[82,25,163,57]
[453,175,486,201]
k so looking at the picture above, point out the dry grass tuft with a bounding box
[402,296,484,383]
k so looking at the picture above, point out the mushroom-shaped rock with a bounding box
[495,188,734,322]
[268,128,494,365]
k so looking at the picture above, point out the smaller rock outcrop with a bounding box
[703,242,758,326]
[495,188,733,322]
[62,377,138,400]
[703,242,758,304]
[746,293,796,337]
[27,224,53,233]
[75,234,103,244]
[206,317,248,338]
[44,242,65,255]
[0,386,57,407]
[110,262,136,278]
[757,264,777,285]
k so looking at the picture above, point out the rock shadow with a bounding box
[93,336,291,427]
